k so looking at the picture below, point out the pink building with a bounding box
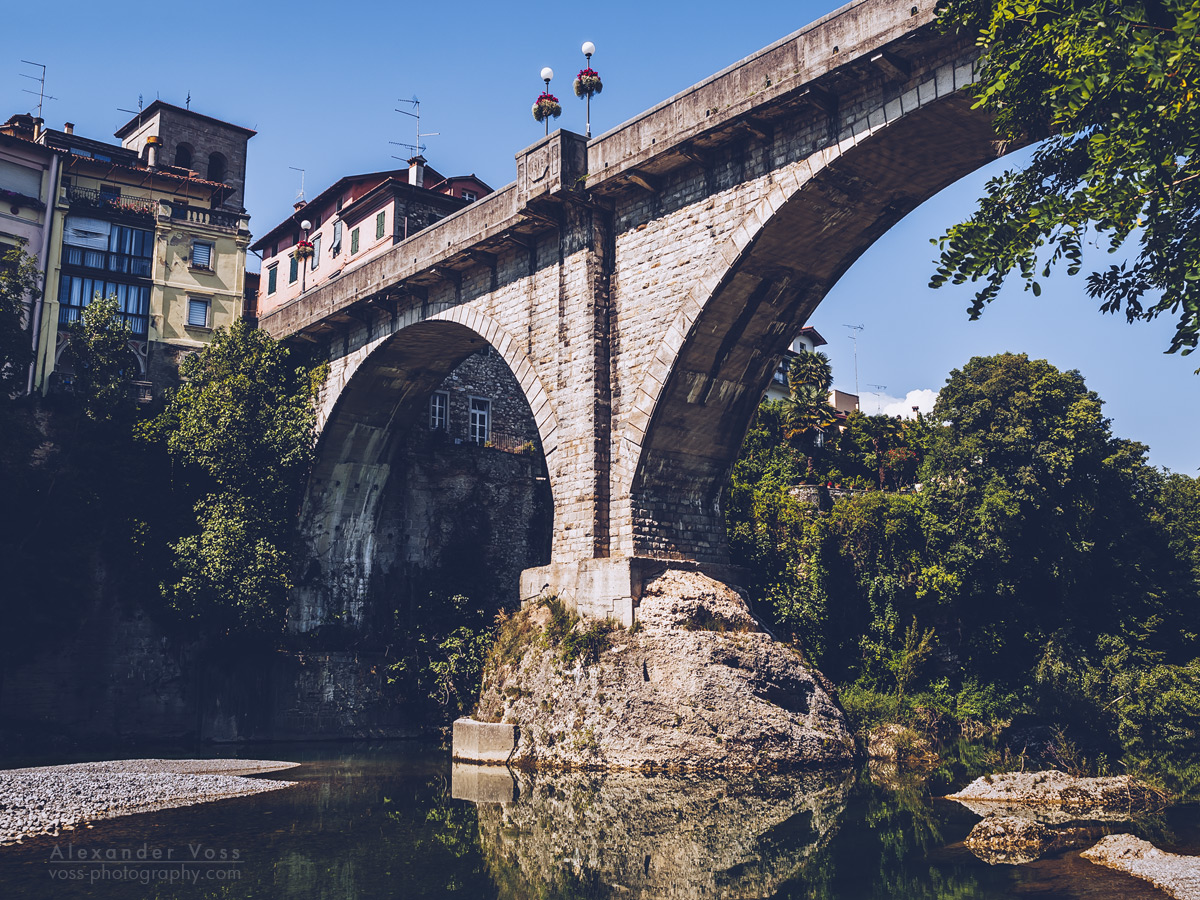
[251,157,490,317]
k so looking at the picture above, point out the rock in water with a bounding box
[964,815,1054,865]
[1082,834,1200,899]
[949,770,1160,818]
[475,570,856,770]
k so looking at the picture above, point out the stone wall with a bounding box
[0,607,424,745]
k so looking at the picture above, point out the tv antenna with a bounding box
[117,94,145,129]
[20,60,57,120]
[866,383,888,414]
[186,90,192,110]
[288,166,306,203]
[842,324,864,399]
[391,96,439,160]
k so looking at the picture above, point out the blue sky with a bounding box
[5,0,1196,473]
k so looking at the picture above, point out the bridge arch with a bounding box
[623,90,1013,563]
[293,312,558,631]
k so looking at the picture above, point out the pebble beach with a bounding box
[0,759,299,846]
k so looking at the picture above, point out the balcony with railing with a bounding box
[65,185,158,220]
[164,201,244,232]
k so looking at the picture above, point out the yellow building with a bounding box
[17,103,254,398]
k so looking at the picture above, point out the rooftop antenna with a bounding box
[866,383,888,414]
[391,96,439,160]
[185,90,192,110]
[19,60,57,119]
[288,166,306,204]
[842,323,864,399]
[117,94,145,130]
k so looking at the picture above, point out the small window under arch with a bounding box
[207,152,227,183]
[174,142,194,169]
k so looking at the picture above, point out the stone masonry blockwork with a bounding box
[259,0,1010,620]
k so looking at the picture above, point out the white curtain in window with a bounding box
[63,216,112,250]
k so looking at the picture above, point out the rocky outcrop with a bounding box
[474,767,852,899]
[948,770,1161,821]
[1082,834,1200,899]
[475,570,856,770]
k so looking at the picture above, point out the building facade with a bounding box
[764,325,830,401]
[2,102,255,398]
[0,118,59,394]
[252,157,489,318]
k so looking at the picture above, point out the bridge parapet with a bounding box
[516,130,588,210]
[585,0,940,193]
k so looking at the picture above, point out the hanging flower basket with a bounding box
[293,240,314,261]
[532,92,562,123]
[574,68,603,98]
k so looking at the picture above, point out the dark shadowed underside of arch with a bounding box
[294,320,549,630]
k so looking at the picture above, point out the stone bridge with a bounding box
[260,0,1009,626]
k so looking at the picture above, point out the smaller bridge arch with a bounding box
[293,312,558,632]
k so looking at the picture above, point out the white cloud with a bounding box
[857,388,939,418]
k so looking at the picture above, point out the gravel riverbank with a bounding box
[0,759,299,846]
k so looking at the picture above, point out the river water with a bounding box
[1,742,1197,899]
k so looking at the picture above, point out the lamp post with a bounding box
[582,42,596,138]
[541,67,554,135]
[300,218,311,294]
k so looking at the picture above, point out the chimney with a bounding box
[32,117,43,140]
[0,114,35,139]
[408,155,426,190]
[145,135,162,169]
[64,122,74,134]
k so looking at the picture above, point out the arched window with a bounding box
[174,142,193,169]
[207,152,227,183]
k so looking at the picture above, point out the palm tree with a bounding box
[781,350,838,444]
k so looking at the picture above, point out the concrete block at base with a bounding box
[520,557,751,627]
[451,762,519,803]
[452,717,518,764]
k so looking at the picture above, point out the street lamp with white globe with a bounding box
[299,218,312,293]
[533,67,562,135]
[575,42,602,138]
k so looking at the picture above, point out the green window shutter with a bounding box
[289,256,298,283]
[351,228,359,254]
[267,265,278,294]
[376,211,385,240]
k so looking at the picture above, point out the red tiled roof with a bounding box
[64,154,230,192]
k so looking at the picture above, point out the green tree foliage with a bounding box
[0,244,38,397]
[932,0,1200,354]
[143,320,326,635]
[68,294,135,422]
[728,352,1200,787]
[388,593,496,719]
